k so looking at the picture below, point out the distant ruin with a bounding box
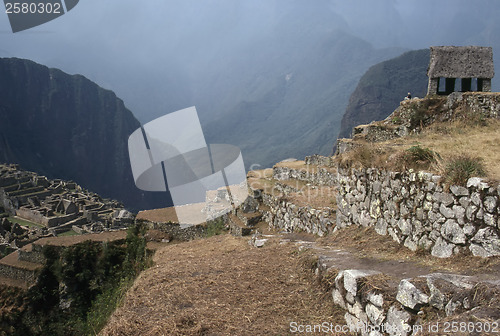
[0,163,133,250]
[427,46,494,95]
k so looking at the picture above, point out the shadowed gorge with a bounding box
[0,58,167,211]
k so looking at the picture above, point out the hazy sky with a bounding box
[2,0,500,123]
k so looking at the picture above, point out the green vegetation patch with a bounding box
[402,145,440,170]
[205,217,227,237]
[7,216,43,228]
[444,155,487,187]
[0,223,151,335]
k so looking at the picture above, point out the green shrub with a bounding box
[205,217,227,237]
[402,145,439,170]
[444,155,487,186]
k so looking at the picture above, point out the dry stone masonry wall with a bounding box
[320,262,500,336]
[336,167,500,258]
[273,160,337,187]
[261,193,334,237]
[252,156,337,236]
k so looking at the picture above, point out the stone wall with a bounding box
[304,154,335,167]
[0,262,39,283]
[140,220,207,241]
[18,244,45,264]
[321,263,499,336]
[261,192,335,237]
[460,92,500,118]
[336,167,500,258]
[273,161,337,187]
[15,208,79,227]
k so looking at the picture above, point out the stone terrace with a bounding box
[0,230,127,289]
[0,163,133,244]
[246,155,500,335]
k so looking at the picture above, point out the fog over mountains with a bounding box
[2,0,500,170]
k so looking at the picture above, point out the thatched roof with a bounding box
[427,46,494,78]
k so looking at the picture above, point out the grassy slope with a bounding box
[101,235,339,336]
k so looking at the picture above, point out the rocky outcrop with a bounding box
[337,49,429,141]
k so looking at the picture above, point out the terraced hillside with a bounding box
[107,92,500,335]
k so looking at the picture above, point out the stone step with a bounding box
[289,237,500,336]
[227,214,253,237]
[236,210,262,227]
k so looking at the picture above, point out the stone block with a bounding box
[366,302,385,325]
[367,291,384,308]
[467,177,484,188]
[396,279,429,310]
[440,219,466,244]
[431,237,454,258]
[375,218,388,236]
[404,236,418,251]
[484,213,497,227]
[344,312,361,333]
[452,205,465,223]
[471,192,482,206]
[332,288,347,309]
[418,235,433,250]
[398,219,412,236]
[484,196,497,213]
[450,185,469,197]
[470,227,500,257]
[439,204,455,219]
[385,305,412,336]
[425,273,474,310]
[433,192,454,206]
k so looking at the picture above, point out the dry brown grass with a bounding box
[274,160,309,169]
[378,119,500,179]
[336,119,500,182]
[100,235,344,336]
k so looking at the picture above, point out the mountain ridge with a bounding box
[0,57,168,211]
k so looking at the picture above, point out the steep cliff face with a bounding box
[337,49,429,140]
[0,58,167,211]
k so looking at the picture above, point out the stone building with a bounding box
[427,46,494,95]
